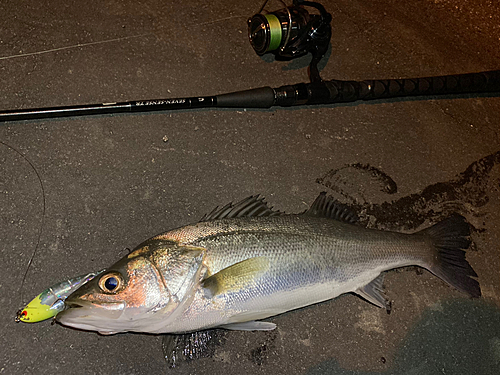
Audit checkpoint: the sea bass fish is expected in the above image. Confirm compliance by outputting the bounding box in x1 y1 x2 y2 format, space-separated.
56 193 480 335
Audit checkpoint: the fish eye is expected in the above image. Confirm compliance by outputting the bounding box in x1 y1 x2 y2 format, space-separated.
99 273 123 293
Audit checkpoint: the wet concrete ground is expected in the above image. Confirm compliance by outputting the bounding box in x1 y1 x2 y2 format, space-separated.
1 0 499 374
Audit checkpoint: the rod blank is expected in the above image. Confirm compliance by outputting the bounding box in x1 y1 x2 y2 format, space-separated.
0 70 498 122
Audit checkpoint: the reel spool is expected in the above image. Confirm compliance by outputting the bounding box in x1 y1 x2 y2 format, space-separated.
247 0 332 82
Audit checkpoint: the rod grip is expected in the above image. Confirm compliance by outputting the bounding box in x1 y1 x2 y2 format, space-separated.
333 70 500 101
216 87 276 108
273 70 500 106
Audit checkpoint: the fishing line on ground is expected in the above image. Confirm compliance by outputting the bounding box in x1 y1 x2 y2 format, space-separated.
0 140 46 307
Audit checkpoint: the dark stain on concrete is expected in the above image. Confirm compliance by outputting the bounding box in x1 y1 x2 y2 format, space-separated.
317 162 398 202
249 329 278 366
162 329 226 368
317 151 500 231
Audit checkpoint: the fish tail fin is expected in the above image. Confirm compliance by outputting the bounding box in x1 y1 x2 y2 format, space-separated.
421 215 481 298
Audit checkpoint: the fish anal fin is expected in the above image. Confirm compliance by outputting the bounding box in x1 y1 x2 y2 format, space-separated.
220 321 277 331
303 192 358 223
202 257 270 298
355 274 388 308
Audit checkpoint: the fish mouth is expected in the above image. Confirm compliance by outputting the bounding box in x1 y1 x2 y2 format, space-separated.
64 302 84 309
64 297 125 310
56 299 126 325
64 300 123 310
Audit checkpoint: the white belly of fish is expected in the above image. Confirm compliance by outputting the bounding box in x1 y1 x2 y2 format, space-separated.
157 265 385 334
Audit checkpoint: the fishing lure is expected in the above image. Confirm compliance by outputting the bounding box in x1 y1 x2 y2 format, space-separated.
1 142 104 324
16 270 104 323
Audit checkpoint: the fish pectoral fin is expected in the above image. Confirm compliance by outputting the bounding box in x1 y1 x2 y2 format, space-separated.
220 321 277 331
202 257 270 298
355 274 389 309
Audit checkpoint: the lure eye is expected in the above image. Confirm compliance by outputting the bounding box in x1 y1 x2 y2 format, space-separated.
99 273 123 293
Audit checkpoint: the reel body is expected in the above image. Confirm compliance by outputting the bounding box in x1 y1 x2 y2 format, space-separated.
248 0 332 81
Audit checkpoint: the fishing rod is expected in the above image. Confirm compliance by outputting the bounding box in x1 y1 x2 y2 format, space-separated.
1 0 499 123
1 70 499 122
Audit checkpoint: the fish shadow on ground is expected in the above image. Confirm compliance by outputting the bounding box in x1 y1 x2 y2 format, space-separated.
162 151 499 370
306 299 500 375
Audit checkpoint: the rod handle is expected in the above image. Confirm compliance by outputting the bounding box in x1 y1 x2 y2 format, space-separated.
273 70 500 106
216 87 276 108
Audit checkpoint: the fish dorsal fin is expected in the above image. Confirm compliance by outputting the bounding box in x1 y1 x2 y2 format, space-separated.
200 195 283 222
303 192 358 223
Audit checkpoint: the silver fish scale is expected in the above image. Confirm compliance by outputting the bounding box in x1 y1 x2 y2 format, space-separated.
161 215 431 331
179 215 429 274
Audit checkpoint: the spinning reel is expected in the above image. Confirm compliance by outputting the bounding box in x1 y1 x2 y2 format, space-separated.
248 0 332 82
0 0 498 122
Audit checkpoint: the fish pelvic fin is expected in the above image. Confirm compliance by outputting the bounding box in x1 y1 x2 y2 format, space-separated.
202 257 270 298
220 321 276 331
422 215 481 298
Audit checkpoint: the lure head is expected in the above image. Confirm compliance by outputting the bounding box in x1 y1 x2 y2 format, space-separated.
56 239 205 335
16 271 104 323
16 297 65 323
